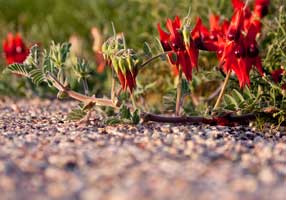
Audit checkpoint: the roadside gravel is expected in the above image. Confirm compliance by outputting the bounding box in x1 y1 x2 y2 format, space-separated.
0 99 285 200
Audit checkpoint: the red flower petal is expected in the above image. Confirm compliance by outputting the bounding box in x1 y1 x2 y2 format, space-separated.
227 9 244 41
231 0 245 10
271 69 284 83
157 23 171 51
2 33 29 65
254 0 270 18
117 69 127 91
186 42 199 67
126 70 136 92
178 51 192 81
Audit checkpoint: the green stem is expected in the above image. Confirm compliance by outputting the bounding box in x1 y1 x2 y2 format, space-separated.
176 68 183 116
111 68 116 102
82 78 89 96
130 92 137 109
58 68 65 84
213 70 231 111
139 51 173 70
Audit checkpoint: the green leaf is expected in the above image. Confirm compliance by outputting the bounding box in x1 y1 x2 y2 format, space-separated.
132 109 140 124
73 58 90 81
181 79 191 96
66 108 87 121
171 52 177 63
60 42 71 63
29 69 46 85
120 105 131 119
105 117 122 125
143 42 152 58
43 50 55 74
224 94 239 109
7 64 30 77
232 89 245 102
243 86 254 99
24 44 40 66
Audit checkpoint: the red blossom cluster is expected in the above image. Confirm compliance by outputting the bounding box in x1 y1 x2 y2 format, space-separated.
158 16 198 80
2 33 29 65
116 66 138 92
158 0 270 88
271 68 286 89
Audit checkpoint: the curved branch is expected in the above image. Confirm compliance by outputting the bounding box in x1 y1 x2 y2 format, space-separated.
47 73 119 108
139 51 173 70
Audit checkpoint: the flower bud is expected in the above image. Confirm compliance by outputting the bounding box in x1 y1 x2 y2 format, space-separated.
118 56 127 75
111 57 119 74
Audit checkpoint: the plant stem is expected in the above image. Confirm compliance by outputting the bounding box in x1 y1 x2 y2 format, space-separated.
175 68 183 116
82 78 89 96
111 68 116 102
213 70 231 111
58 68 65 84
244 0 250 9
47 73 119 108
130 92 137 109
139 51 172 70
141 112 257 125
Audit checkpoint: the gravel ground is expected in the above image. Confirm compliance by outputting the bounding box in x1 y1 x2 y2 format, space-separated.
0 99 285 200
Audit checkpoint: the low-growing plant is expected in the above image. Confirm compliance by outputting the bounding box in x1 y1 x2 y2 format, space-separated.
2 0 286 127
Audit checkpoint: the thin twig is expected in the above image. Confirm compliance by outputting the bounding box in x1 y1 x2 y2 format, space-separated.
139 51 173 70
204 84 223 103
213 70 231 111
176 68 183 116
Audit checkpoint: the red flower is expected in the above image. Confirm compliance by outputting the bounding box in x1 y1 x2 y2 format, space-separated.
271 69 286 90
209 14 224 38
227 8 245 41
271 69 284 83
191 17 218 51
117 68 138 92
2 33 29 65
254 0 270 18
231 0 252 18
110 49 140 93
213 3 265 88
232 0 245 10
158 16 198 80
218 22 264 87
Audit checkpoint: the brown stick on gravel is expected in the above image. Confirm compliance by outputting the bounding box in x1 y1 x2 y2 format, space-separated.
141 112 257 126
46 73 278 126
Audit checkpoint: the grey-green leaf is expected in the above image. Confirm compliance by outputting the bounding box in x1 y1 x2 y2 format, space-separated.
7 64 30 77
29 69 46 85
143 42 152 58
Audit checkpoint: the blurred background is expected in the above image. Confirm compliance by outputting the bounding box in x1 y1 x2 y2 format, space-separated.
0 0 284 112
0 0 232 50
